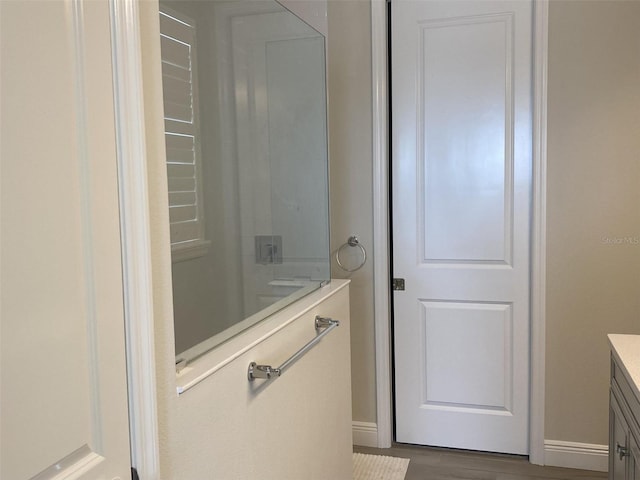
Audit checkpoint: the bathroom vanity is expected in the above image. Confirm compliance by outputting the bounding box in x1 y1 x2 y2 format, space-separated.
609 334 640 480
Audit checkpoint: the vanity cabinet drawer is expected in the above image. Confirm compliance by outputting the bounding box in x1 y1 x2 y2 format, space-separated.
612 358 640 433
630 433 640 480
612 391 630 480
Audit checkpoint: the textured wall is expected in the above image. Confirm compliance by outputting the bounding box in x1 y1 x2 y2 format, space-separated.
545 0 640 444
327 0 377 424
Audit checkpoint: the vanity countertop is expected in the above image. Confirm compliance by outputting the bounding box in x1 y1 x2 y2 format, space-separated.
609 334 640 402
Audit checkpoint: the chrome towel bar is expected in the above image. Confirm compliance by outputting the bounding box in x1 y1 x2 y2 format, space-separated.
247 316 340 381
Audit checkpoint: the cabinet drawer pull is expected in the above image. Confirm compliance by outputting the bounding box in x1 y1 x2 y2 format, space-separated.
616 443 629 460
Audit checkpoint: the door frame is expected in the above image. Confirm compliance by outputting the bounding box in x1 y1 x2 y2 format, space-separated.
370 0 549 464
111 0 161 478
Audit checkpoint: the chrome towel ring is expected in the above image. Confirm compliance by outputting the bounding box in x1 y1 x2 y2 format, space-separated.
336 235 367 272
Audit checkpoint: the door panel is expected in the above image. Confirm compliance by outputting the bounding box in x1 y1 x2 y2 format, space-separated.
1 1 131 478
421 301 512 410
421 14 513 263
392 0 532 453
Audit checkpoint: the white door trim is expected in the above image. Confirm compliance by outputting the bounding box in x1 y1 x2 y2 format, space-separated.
110 0 161 477
529 0 549 466
371 0 393 449
370 0 548 460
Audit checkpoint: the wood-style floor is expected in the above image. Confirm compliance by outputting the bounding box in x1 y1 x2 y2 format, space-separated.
354 445 608 480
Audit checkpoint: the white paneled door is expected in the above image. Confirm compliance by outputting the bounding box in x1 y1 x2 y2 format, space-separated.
1 1 132 478
392 0 532 453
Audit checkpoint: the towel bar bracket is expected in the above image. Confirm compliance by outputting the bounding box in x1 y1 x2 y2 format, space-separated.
247 362 281 380
315 316 336 331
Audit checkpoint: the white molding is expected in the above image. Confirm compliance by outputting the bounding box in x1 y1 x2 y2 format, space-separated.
171 239 212 263
110 0 161 478
544 440 608 472
353 422 379 448
371 0 393 449
530 0 549 466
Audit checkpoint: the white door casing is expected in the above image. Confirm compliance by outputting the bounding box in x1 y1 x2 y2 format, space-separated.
392 0 533 454
1 1 132 478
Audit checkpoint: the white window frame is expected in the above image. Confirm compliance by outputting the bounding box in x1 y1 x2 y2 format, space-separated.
160 6 210 262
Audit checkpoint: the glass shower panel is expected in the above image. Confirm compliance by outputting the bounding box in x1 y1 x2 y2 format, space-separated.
160 0 331 363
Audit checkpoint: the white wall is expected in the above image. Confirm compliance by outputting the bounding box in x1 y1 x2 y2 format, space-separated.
545 0 640 446
327 0 377 425
279 0 328 37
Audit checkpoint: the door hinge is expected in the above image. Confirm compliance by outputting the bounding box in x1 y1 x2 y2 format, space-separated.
131 467 140 480
392 278 405 291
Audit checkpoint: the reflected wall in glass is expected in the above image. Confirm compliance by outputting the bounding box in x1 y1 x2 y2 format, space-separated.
159 0 331 363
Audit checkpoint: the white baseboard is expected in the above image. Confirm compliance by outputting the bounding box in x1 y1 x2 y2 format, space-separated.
351 430 608 471
353 421 379 448
544 440 608 472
